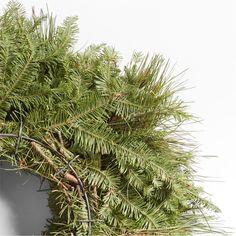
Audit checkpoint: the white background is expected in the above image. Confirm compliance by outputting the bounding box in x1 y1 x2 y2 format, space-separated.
0 0 235 235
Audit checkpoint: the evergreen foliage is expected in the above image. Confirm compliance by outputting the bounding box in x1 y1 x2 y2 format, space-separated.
0 2 224 235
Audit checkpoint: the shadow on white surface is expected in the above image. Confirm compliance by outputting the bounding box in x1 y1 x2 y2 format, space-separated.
0 161 51 236
0 195 18 236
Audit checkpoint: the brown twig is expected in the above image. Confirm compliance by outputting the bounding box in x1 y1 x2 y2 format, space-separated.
51 174 69 191
31 141 57 171
64 172 79 185
57 130 64 147
93 185 99 210
31 141 79 186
